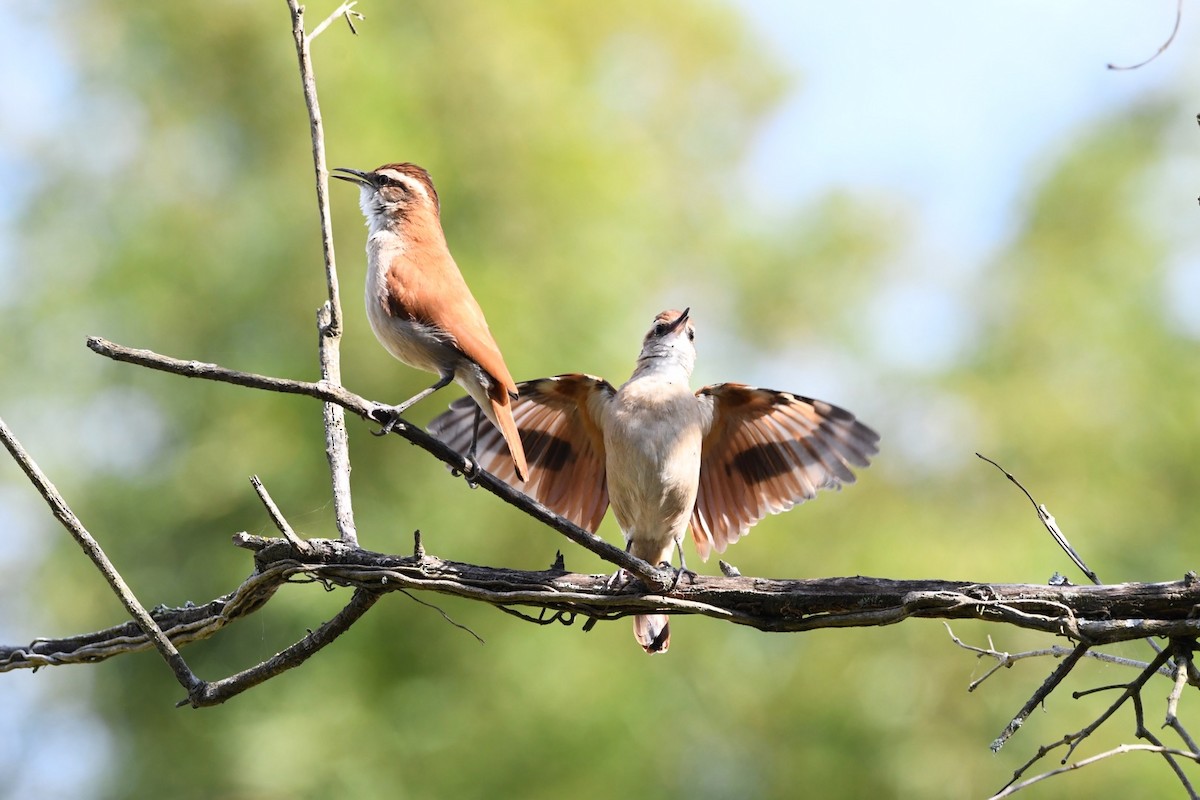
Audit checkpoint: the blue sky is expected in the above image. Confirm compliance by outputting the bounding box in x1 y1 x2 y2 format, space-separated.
737 1 1193 261
715 1 1199 419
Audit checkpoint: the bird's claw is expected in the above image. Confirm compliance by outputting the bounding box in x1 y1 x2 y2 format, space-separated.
663 563 697 592
460 456 481 487
605 568 630 591
370 404 403 436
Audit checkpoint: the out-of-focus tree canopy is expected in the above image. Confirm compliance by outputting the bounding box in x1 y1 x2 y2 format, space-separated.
1 2 1197 798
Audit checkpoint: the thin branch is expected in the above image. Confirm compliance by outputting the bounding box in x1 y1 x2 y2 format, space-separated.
183 588 380 707
0 416 202 692
976 453 1172 665
945 624 1175 692
1166 640 1200 754
976 453 1098 584
286 0 348 337
249 475 312 555
1130 690 1199 799
990 643 1090 752
0 573 287 673
307 1 361 41
1107 0 1184 71
286 0 357 545
1071 657 1176 760
989 743 1200 799
997 647 1175 793
84 336 670 589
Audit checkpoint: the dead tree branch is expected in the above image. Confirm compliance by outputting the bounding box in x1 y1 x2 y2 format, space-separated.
287 0 357 545
945 624 1176 692
83 335 670 590
0 416 203 693
991 743 1200 799
181 587 380 708
991 646 1195 798
6 533 1200 680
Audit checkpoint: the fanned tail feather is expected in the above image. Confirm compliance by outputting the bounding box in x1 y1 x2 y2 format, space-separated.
633 614 670 654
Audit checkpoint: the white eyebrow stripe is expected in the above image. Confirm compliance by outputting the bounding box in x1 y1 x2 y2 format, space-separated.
380 170 431 203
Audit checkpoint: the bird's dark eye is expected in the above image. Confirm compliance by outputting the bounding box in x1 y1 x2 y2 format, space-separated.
686 328 695 341
377 174 409 192
653 323 667 336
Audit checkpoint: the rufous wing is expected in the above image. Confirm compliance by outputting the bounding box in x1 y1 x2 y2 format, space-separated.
386 258 521 399
428 374 615 533
690 383 879 560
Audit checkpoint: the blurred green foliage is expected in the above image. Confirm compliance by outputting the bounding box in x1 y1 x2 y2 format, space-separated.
2 1 1198 798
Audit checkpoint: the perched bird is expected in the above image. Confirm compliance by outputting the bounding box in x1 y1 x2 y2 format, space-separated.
429 308 879 653
333 163 527 480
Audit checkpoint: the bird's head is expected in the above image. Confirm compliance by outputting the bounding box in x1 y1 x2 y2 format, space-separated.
332 162 440 234
635 308 696 376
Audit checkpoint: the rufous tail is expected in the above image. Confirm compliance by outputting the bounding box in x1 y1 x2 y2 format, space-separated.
633 614 670 654
489 394 528 482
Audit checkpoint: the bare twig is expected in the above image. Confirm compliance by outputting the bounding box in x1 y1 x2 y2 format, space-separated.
1166 640 1200 754
183 588 380 707
84 336 669 589
976 453 1173 668
976 453 1098 584
0 416 202 692
996 647 1175 793
249 475 312 554
307 1 361 41
989 743 1200 799
286 0 357 545
286 0 348 338
1130 690 1199 799
991 643 1091 752
1107 0 1184 71
944 624 1173 693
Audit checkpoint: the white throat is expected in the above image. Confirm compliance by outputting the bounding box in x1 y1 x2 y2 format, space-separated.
630 341 695 383
358 187 395 237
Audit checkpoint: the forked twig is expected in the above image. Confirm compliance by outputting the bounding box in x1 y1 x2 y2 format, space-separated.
995 647 1174 794
307 1 361 41
183 588 380 707
0 417 202 693
989 743 1199 799
944 624 1172 693
990 642 1091 752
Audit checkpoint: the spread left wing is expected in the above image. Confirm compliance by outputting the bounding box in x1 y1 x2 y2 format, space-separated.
690 383 879 560
428 374 614 533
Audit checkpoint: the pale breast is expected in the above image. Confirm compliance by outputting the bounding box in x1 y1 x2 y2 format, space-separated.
603 380 704 556
364 234 461 376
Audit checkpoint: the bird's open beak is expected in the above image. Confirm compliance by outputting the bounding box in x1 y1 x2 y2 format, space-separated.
331 167 372 186
664 307 691 334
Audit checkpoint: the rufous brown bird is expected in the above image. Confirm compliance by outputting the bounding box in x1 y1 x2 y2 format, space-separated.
429 308 878 653
334 163 528 481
